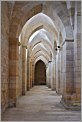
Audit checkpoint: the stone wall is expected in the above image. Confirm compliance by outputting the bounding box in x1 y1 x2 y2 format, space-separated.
1 2 9 112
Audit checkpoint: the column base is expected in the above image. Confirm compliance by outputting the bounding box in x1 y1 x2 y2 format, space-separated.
47 83 51 88
48 85 51 88
1 103 9 113
60 98 81 111
56 89 61 95
32 81 34 87
51 88 56 91
27 87 30 91
8 100 16 108
22 92 25 95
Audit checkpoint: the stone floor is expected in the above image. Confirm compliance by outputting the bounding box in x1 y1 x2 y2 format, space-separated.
2 85 81 121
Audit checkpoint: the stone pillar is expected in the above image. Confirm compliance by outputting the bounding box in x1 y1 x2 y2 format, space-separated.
27 51 30 91
31 62 33 87
73 1 81 107
46 64 48 87
51 58 56 90
25 50 27 91
48 61 52 88
50 61 52 88
60 47 63 94
18 42 22 96
9 38 19 107
22 46 27 95
32 64 34 86
58 49 62 94
66 2 81 109
29 60 31 89
61 40 76 109
46 63 50 88
46 65 48 87
56 50 60 94
30 60 32 88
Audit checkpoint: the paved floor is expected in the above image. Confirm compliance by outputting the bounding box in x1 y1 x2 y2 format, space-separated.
2 85 81 121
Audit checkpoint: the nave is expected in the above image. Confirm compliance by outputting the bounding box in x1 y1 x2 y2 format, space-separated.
2 86 81 121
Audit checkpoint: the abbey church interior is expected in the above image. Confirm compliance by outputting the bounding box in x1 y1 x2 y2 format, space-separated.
1 1 81 121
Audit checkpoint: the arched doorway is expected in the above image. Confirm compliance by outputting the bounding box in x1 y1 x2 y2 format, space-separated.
34 60 46 85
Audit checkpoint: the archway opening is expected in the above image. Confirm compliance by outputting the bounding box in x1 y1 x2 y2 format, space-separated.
34 60 46 85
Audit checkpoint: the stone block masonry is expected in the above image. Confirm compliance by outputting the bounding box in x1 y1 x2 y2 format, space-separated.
1 2 9 113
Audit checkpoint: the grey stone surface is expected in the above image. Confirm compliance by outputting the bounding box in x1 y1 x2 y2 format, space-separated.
2 86 81 121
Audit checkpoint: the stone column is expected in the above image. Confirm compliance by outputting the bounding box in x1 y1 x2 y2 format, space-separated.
46 63 50 88
58 49 62 94
9 38 19 107
50 61 52 88
51 58 56 90
18 42 22 96
61 40 76 109
27 51 30 91
22 46 27 95
73 1 81 107
30 60 32 88
56 50 60 94
32 64 34 86
46 65 48 87
48 61 52 88
29 60 31 89
60 47 63 94
46 64 48 87
25 50 27 91
66 2 81 109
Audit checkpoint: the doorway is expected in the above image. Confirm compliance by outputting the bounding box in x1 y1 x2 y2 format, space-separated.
34 60 46 85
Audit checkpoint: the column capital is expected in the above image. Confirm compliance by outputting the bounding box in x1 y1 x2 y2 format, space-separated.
52 57 56 62
48 60 52 63
62 39 74 46
32 64 34 66
22 45 27 49
18 41 21 46
65 39 74 42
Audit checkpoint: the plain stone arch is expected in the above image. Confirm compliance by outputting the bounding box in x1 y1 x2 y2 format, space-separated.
30 42 53 58
10 2 73 42
28 28 54 49
21 13 58 46
30 39 53 53
33 51 50 62
34 56 48 66
29 35 54 56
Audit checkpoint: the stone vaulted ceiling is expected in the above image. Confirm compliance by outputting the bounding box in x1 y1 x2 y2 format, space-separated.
8 1 74 65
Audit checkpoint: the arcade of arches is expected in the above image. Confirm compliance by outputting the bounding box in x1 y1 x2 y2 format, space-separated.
1 1 81 121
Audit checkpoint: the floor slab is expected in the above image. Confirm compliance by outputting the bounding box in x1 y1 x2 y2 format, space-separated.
2 85 81 121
